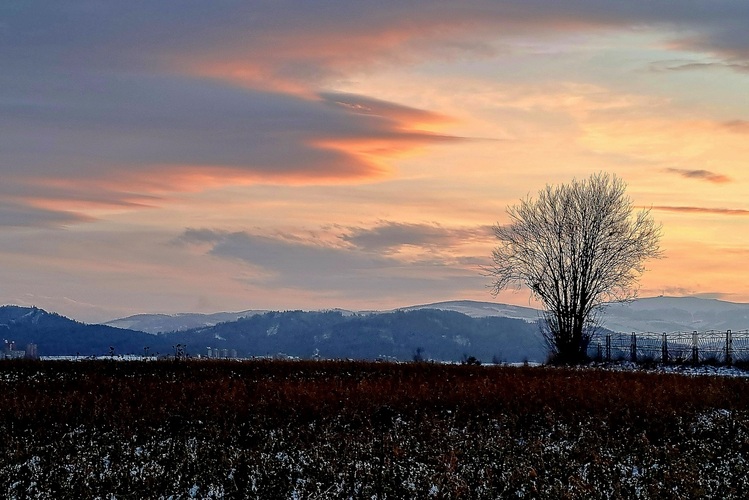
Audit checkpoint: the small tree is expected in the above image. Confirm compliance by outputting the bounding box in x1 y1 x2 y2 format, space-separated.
487 173 661 363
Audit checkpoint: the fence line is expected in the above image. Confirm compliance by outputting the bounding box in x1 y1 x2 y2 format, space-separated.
590 330 749 365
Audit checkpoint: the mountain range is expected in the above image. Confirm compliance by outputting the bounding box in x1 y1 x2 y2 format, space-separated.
3 297 748 362
105 296 749 335
3 305 545 362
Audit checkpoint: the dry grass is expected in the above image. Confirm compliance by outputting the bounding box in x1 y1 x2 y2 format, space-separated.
2 359 749 498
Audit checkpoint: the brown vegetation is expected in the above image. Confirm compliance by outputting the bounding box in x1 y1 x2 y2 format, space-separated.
2 359 749 498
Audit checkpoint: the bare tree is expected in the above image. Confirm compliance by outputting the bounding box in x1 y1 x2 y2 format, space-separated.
487 173 661 363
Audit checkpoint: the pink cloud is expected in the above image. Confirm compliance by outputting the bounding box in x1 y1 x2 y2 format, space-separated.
4 1 749 225
0 80 463 222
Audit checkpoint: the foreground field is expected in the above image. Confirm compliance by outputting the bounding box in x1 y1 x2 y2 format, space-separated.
2 360 749 498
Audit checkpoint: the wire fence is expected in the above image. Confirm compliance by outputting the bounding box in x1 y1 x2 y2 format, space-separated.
588 330 749 365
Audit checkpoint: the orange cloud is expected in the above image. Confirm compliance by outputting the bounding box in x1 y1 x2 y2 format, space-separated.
1 78 464 222
176 12 495 94
175 5 633 97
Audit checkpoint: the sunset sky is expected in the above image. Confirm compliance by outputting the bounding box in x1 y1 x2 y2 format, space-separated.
2 1 749 323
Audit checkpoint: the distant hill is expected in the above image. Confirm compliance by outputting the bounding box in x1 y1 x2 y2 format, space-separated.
6 296 748 361
1 305 547 362
105 310 267 334
105 301 542 335
597 296 749 333
401 300 541 321
0 306 172 357
397 297 749 333
163 309 547 363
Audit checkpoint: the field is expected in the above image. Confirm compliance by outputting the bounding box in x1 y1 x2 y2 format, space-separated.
2 360 749 499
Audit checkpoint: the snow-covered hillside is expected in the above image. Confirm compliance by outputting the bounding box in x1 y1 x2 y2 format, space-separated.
105 310 266 334
400 300 541 322
103 297 749 335
403 297 749 333
597 296 749 333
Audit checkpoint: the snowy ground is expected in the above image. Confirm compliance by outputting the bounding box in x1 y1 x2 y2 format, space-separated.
3 360 749 498
589 360 749 378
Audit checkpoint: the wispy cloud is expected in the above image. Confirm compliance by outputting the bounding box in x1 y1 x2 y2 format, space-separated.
340 222 493 253
651 206 749 216
0 202 93 228
175 226 488 300
650 60 749 73
0 78 461 222
176 2 749 91
663 168 731 183
723 120 749 132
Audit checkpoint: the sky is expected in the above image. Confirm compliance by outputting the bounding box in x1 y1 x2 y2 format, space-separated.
2 1 749 323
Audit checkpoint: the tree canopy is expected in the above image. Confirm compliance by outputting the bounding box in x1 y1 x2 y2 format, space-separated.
488 172 661 363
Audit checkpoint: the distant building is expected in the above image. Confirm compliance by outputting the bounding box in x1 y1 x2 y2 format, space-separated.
2 340 35 359
25 343 38 359
205 346 238 359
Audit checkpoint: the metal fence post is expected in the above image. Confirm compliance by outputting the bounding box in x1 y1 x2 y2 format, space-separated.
661 332 668 364
692 331 698 365
726 329 733 366
630 332 637 363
